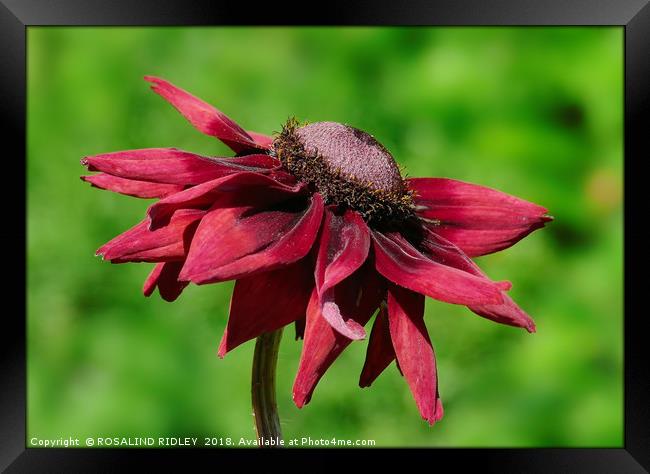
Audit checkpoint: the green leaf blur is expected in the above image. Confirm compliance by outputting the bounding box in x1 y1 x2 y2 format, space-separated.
27 27 623 447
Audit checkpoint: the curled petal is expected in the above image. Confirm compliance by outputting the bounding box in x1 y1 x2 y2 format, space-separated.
359 305 395 387
387 285 443 425
180 193 324 284
97 209 204 263
372 230 504 306
145 76 263 153
218 260 313 357
409 177 551 257
143 261 188 302
147 171 303 230
293 262 385 407
420 229 535 332
82 148 278 186
81 174 184 199
315 209 370 340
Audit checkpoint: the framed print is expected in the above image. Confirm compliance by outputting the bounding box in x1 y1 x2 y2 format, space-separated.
3 0 648 471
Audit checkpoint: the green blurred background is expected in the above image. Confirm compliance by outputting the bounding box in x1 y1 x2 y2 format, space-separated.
27 27 623 447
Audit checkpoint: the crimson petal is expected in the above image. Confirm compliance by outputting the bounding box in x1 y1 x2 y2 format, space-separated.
147 171 302 230
359 305 396 387
420 228 535 332
409 177 551 257
470 294 536 332
144 76 263 153
143 261 188 302
372 230 504 306
293 262 385 407
315 209 370 340
180 193 323 284
97 209 204 263
82 148 278 186
218 260 313 357
81 174 183 199
387 285 443 425
246 131 274 149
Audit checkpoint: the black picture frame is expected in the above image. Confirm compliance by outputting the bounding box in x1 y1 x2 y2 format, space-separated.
3 0 647 471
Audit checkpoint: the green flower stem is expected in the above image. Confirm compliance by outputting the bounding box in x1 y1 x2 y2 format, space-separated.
251 329 284 445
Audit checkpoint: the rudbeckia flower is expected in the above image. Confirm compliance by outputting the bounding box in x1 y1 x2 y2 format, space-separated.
82 77 551 427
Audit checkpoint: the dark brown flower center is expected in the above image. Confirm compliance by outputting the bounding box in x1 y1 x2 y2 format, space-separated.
273 119 414 225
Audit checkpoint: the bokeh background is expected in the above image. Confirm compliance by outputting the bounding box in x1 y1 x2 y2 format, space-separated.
27 27 623 447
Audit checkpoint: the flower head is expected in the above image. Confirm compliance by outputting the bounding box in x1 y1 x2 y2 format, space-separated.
82 77 552 425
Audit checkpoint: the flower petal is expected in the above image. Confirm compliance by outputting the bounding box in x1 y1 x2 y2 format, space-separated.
359 305 396 387
82 148 278 185
97 209 204 263
293 262 385 407
372 230 504 306
144 76 263 153
387 285 443 425
217 260 313 357
419 228 535 332
143 261 188 302
315 209 370 340
81 174 184 199
470 294 537 332
147 171 302 230
409 177 551 257
247 131 274 149
180 193 323 284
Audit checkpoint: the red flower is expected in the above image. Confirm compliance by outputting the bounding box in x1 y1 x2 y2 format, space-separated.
82 77 551 425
